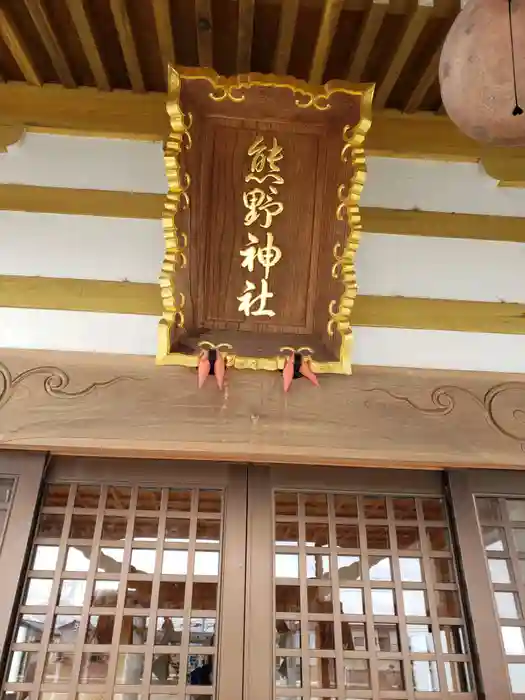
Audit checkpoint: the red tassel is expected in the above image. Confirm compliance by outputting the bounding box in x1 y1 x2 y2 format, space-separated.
283 354 295 393
214 351 226 390
300 359 319 387
197 353 211 388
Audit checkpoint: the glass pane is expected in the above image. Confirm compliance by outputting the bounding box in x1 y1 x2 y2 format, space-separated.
482 527 506 551
445 662 472 692
338 556 361 582
502 626 525 654
52 615 81 643
378 660 404 691
74 485 100 509
513 529 525 553
162 551 188 575
156 616 183 644
495 591 521 619
276 620 301 648
372 589 395 615
305 523 329 547
58 580 86 607
336 524 359 549
507 499 525 522
306 554 329 579
31 545 59 571
7 651 39 683
488 558 511 584
187 654 214 684
98 547 124 573
342 622 366 650
165 519 190 542
369 555 391 581
393 498 416 521
86 615 114 644
276 585 300 613
367 526 389 550
430 557 455 583
340 588 363 614
137 488 161 511
43 484 69 508
343 659 370 689
403 590 427 617
126 581 153 609
412 661 440 692
115 653 145 684
43 652 75 682
151 654 180 684
440 625 466 654
101 516 127 541
426 527 450 551
476 497 501 522
134 517 159 541
436 590 460 618
195 551 219 576
120 616 149 644
363 496 386 519
309 657 336 688
15 614 46 643
70 514 96 539
190 617 216 645
308 621 334 649
276 522 299 546
275 554 299 578
198 489 221 513
92 580 120 607
197 523 221 546
192 582 217 611
65 546 91 572
422 498 445 521
334 494 358 517
130 549 156 574
168 489 192 511
400 557 422 582
407 624 434 652
24 579 53 606
303 494 327 517
509 664 525 693
276 656 302 687
37 513 63 538
275 492 297 516
397 527 420 550
159 582 185 609
308 586 332 613
375 623 400 651
106 487 131 509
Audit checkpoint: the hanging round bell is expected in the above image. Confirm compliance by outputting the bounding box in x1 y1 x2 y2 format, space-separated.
439 0 525 146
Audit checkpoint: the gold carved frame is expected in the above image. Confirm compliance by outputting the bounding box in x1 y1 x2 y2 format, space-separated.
157 66 374 375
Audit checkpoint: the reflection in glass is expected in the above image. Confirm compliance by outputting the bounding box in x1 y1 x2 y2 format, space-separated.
106 487 131 510
52 615 81 643
125 581 153 609
134 517 159 541
342 622 366 650
305 522 329 547
445 662 472 692
130 549 156 574
166 518 190 542
276 585 300 613
378 660 404 691
343 659 370 689
92 580 119 607
363 496 386 519
188 654 214 685
192 582 217 611
306 554 329 579
24 579 53 606
275 522 299 546
276 620 300 649
74 485 99 509
367 526 389 550
426 527 450 551
476 497 501 522
502 626 525 654
436 590 460 618
488 558 511 583
86 615 114 644
115 653 144 684
375 624 399 651
495 591 521 619
369 556 391 581
507 499 525 522
70 515 96 539
403 590 427 617
43 484 69 508
372 589 395 615
304 494 327 517
119 616 149 644
162 550 188 575
482 527 506 551
156 616 183 645
16 614 46 643
412 661 439 692
194 551 219 576
158 582 185 609
396 527 420 550
43 652 75 683
65 546 91 572
275 554 299 578
399 557 422 582
190 617 216 645
336 524 359 549
37 513 63 538
58 580 86 607
308 621 334 649
98 547 124 573
340 588 362 614
198 489 222 514
334 494 358 517
393 498 416 521
276 656 302 687
137 488 161 511
151 654 180 685
198 521 221 544
338 556 361 582
101 516 127 541
513 529 525 553
422 498 445 521
407 625 434 652
0 479 13 504
430 557 455 583
440 626 466 654
309 657 336 688
275 492 297 516
31 545 59 571
8 651 38 683
168 489 192 512
509 664 525 693
308 586 332 613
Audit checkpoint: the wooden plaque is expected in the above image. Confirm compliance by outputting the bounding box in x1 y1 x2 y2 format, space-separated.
157 67 373 375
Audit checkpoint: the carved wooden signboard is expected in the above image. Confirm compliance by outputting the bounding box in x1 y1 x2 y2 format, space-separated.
157 67 373 376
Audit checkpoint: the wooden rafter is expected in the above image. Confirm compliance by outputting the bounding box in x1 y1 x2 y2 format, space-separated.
0 8 41 85
309 0 344 84
273 0 299 75
109 0 145 92
237 0 255 73
374 0 434 109
346 0 389 82
405 41 442 112
195 0 214 68
64 0 110 91
22 0 75 88
153 0 176 86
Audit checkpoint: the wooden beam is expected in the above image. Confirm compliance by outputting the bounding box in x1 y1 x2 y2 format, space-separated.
22 0 75 88
404 41 442 112
273 0 299 74
374 0 434 109
0 8 42 86
153 0 176 86
237 0 255 73
309 0 344 84
109 0 145 92
346 0 389 82
195 0 214 68
64 0 110 91
1 275 524 335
